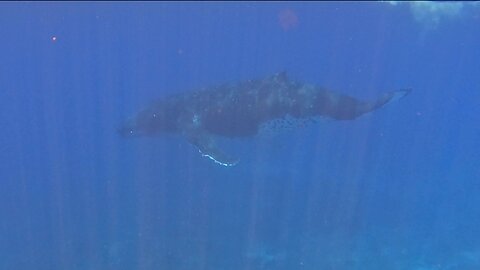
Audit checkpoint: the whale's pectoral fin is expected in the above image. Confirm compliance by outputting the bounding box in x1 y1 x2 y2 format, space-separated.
185 131 239 167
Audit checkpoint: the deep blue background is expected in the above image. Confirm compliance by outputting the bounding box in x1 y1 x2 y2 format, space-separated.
0 2 479 269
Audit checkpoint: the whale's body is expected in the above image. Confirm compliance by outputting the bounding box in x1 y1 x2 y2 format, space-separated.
118 72 410 166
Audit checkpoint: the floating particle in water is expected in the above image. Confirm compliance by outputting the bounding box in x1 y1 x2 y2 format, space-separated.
278 8 299 31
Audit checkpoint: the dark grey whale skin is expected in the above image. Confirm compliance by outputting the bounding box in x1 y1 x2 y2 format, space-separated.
118 72 411 166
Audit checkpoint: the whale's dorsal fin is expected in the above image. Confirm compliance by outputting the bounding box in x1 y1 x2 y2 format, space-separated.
185 130 239 167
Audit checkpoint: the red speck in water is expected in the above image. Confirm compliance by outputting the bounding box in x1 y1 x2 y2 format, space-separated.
278 9 299 31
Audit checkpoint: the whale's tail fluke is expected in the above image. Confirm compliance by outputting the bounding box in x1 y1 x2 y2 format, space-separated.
324 88 412 120
389 88 412 102
365 88 412 112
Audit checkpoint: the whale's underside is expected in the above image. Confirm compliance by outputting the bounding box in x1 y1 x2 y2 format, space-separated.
118 72 411 166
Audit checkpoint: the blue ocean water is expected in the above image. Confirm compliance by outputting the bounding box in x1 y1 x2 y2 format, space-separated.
0 2 479 269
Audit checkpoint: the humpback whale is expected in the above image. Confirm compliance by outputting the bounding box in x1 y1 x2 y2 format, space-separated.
118 72 411 166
